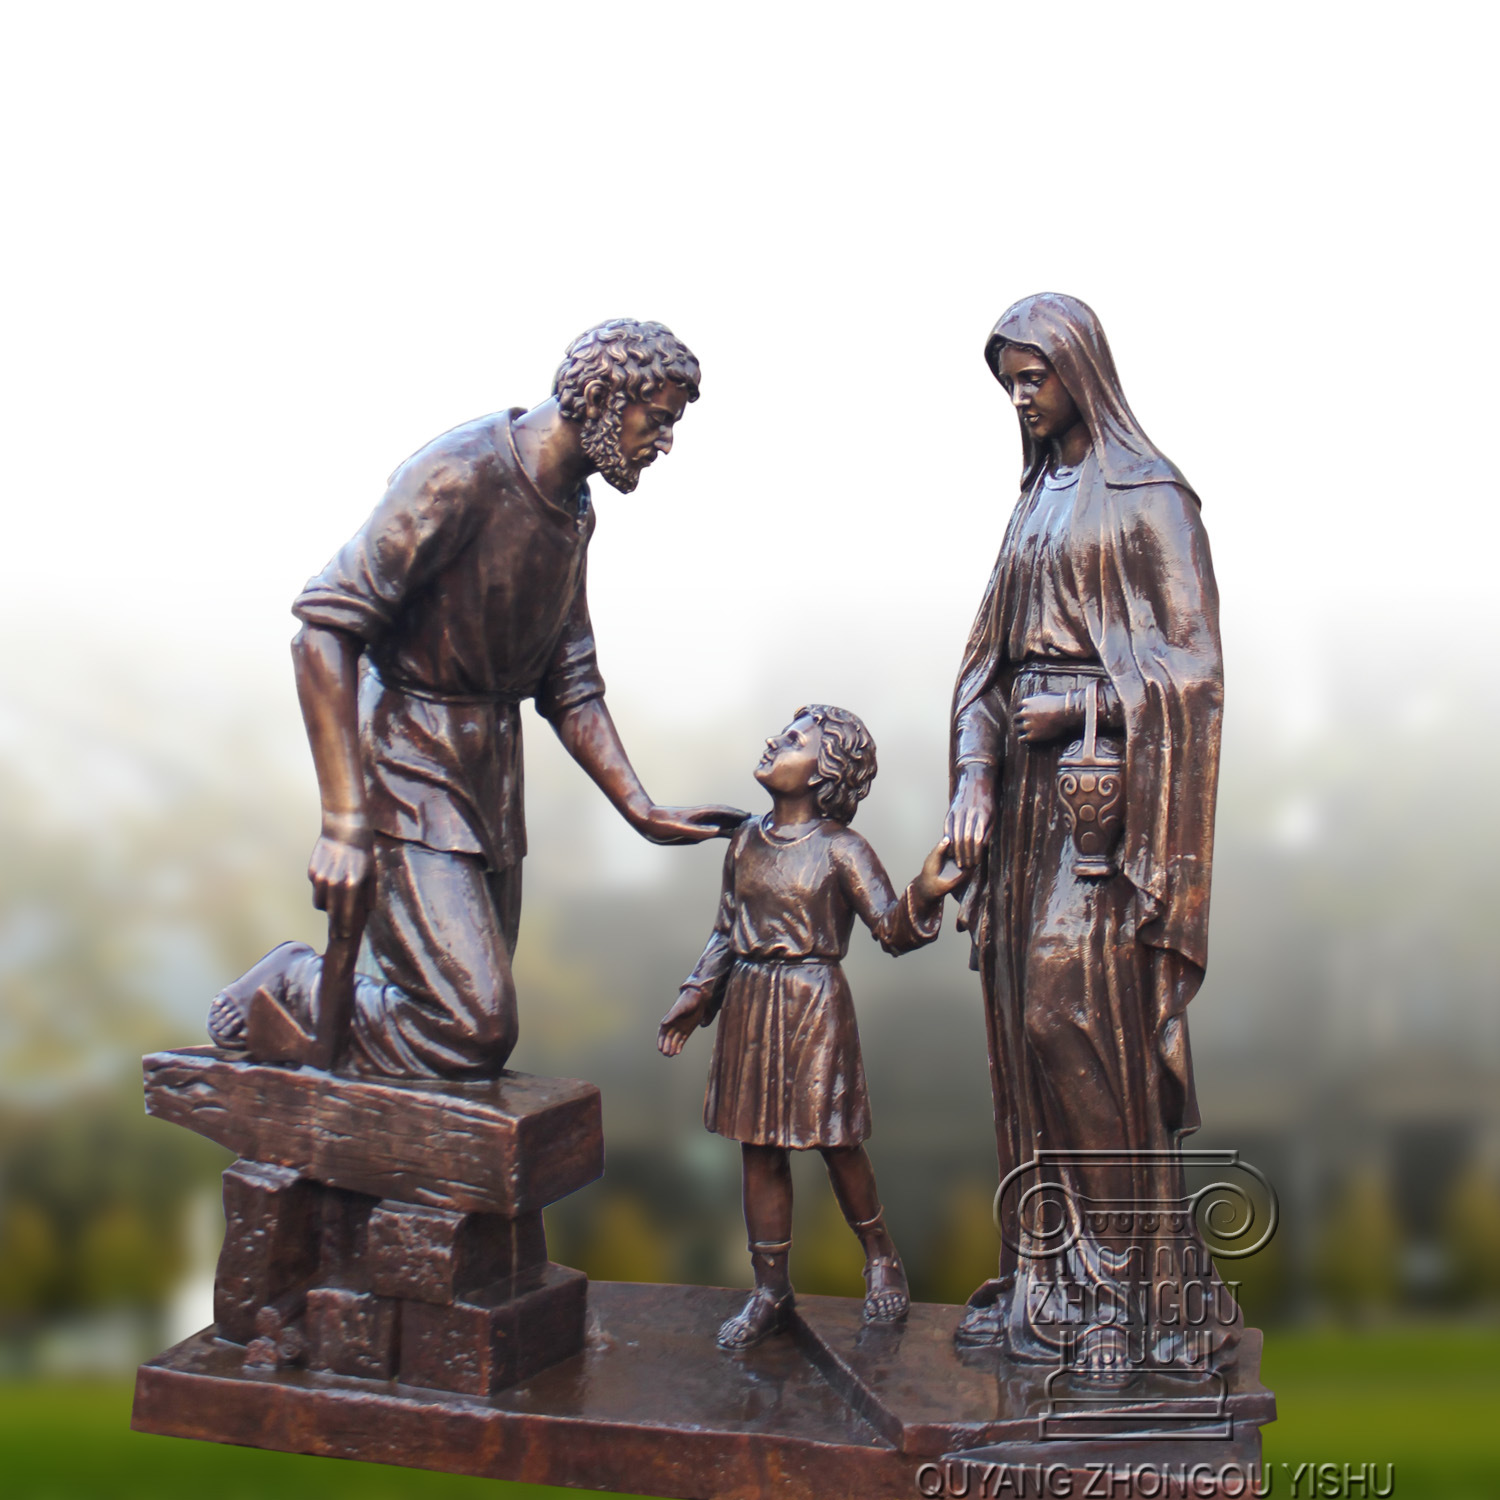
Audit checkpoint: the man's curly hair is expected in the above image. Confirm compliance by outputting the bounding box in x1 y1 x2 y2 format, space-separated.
553 319 702 418
797 704 878 825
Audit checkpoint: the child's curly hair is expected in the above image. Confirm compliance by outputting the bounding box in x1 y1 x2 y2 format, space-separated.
798 704 878 824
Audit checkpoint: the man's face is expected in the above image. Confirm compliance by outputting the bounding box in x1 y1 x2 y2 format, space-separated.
998 344 1082 448
581 379 691 493
620 381 690 472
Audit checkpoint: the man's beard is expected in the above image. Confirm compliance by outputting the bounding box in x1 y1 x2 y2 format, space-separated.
579 391 648 494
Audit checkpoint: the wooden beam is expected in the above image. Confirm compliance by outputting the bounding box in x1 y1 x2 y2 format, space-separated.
143 1048 603 1215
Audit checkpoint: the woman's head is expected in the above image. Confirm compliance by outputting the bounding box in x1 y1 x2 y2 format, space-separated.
983 292 1193 498
755 705 877 823
984 292 1115 395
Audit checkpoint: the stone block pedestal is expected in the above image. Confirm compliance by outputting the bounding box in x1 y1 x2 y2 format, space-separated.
399 1261 588 1394
305 1286 399 1379
134 1283 1277 1499
139 1046 601 1394
134 1048 1275 1497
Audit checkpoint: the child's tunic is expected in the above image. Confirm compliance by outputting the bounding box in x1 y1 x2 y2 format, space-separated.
683 815 942 1149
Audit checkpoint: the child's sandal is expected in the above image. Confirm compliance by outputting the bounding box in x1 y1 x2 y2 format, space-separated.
716 1287 794 1350
862 1255 910 1323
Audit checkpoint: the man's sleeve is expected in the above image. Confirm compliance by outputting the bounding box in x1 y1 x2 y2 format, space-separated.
293 458 478 643
534 556 606 721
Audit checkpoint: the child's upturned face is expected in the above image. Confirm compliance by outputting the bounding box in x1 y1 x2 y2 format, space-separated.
755 714 823 798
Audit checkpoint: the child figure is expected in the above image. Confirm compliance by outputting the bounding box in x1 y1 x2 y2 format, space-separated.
658 704 962 1350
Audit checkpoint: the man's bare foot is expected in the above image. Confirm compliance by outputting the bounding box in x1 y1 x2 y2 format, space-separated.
207 941 314 1049
863 1254 910 1323
716 1287 793 1350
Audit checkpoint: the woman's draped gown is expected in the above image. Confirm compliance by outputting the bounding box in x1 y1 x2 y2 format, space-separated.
951 293 1233 1375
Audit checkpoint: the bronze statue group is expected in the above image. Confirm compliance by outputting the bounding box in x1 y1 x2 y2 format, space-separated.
208 298 1232 1379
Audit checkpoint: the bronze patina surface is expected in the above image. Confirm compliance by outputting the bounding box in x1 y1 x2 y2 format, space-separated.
142 1050 603 1395
144 1047 601 1214
946 294 1240 1379
659 707 963 1350
206 319 743 1079
132 299 1272 1493
132 1282 1273 1499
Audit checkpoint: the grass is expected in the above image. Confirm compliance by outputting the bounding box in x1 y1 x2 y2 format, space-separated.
1260 1323 1500 1497
4 1324 1497 1498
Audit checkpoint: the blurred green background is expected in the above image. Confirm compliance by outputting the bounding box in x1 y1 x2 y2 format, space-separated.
4 631 1498 1498
4 3 1499 1497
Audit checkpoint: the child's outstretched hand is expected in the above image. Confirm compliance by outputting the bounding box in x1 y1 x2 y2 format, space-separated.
915 837 967 905
658 986 710 1056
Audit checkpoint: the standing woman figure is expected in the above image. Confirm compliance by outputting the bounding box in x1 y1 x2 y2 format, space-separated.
945 293 1233 1375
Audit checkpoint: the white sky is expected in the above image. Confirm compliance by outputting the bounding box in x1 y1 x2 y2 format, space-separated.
1 2 1496 733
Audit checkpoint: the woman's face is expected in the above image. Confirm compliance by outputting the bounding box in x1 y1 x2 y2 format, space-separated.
755 714 823 797
998 344 1082 447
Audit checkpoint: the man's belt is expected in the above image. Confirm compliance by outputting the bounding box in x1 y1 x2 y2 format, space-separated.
732 954 842 966
370 666 527 707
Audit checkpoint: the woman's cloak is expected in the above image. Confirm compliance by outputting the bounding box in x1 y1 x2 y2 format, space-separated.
951 292 1224 1140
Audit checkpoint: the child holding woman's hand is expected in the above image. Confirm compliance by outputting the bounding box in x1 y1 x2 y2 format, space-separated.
659 704 963 1350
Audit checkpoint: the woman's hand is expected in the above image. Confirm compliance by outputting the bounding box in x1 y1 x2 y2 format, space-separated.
1015 692 1077 745
945 767 995 869
657 987 710 1056
914 838 968 905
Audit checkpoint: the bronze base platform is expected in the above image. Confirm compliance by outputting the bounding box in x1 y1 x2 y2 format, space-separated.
132 1281 1275 1500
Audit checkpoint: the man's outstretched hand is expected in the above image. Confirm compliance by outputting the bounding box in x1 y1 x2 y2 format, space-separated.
633 804 746 845
555 700 746 845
